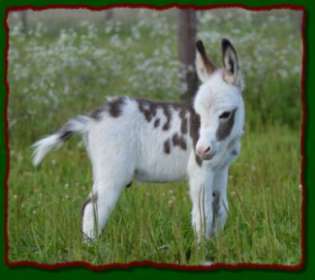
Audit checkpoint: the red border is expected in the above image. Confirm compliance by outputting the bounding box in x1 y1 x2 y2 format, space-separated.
3 3 306 272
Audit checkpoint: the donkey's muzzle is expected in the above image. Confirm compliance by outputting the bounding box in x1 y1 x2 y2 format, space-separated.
196 146 215 160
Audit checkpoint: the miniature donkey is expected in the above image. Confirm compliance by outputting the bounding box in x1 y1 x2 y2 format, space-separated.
32 39 245 241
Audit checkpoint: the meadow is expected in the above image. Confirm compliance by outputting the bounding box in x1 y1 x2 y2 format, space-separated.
7 8 302 265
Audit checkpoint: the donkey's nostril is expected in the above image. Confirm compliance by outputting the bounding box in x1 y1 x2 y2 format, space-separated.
196 146 212 158
204 146 211 154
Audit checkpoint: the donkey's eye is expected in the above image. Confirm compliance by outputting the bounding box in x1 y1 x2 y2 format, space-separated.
219 111 231 119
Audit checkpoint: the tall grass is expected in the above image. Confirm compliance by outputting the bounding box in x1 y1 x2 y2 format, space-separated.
8 125 301 264
7 8 302 265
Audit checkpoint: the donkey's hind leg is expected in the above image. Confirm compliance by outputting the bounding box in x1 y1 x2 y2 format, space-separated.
81 182 123 241
81 160 134 241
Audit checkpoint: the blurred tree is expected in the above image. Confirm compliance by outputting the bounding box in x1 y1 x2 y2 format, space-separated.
20 11 28 34
177 9 198 103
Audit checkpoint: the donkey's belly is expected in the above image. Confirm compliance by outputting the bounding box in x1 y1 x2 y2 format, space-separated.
134 151 189 183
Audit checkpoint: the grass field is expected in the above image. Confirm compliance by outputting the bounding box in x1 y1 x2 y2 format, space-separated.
7 8 302 265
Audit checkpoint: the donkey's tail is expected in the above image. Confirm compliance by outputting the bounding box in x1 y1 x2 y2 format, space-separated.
32 115 91 167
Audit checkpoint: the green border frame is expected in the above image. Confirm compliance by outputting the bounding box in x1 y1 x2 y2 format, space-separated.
1 0 313 279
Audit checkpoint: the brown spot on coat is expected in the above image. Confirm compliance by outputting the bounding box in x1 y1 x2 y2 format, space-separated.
136 98 187 130
90 97 125 120
161 105 171 130
164 139 171 154
137 99 157 122
216 108 237 141
154 118 160 128
179 109 188 134
108 97 126 118
172 133 187 151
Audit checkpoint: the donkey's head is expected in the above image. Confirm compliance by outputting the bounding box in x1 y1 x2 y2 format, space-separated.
193 39 245 162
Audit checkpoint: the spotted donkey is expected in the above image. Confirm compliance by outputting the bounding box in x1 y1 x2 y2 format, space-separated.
32 39 244 241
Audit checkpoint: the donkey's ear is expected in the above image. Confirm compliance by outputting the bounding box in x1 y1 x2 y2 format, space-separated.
222 38 240 85
195 40 216 83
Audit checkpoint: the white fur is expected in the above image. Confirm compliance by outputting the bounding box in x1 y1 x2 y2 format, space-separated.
32 40 245 242
32 134 61 167
32 116 90 167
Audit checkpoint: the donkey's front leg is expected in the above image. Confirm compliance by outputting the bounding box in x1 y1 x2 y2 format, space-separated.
188 156 215 241
212 166 229 234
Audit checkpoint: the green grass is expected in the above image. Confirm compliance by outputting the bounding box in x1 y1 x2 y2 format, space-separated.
7 9 302 266
8 124 301 265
